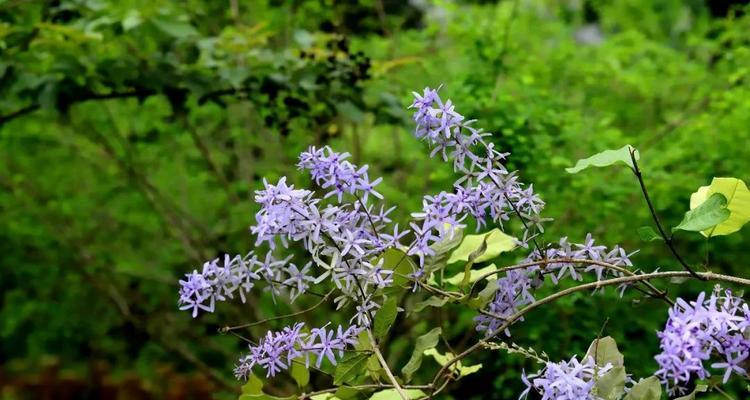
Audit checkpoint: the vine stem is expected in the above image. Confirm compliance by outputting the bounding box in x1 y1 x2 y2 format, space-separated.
468 257 672 305
367 329 409 400
426 270 750 398
628 147 704 280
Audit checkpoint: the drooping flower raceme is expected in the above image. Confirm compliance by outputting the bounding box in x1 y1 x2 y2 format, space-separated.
234 323 362 378
179 252 276 317
520 356 613 400
475 234 637 337
407 87 545 270
655 287 750 394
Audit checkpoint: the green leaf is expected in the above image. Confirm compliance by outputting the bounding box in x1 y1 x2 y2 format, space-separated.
411 296 449 314
689 177 750 237
566 145 638 174
637 226 663 242
447 229 516 264
290 361 309 388
241 373 263 395
673 384 707 400
673 193 729 233
593 366 626 400
429 225 464 256
151 17 198 38
376 248 418 288
465 278 499 309
401 327 441 381
333 353 369 385
624 376 662 400
585 336 624 367
335 386 363 399
369 389 425 400
444 264 498 286
374 297 398 340
423 348 482 377
121 10 143 31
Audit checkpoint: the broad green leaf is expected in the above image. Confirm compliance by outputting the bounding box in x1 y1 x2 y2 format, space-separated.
447 229 516 264
429 225 464 256
444 264 498 286
401 327 441 381
637 226 663 242
411 296 449 314
585 336 624 367
624 376 662 400
566 145 639 174
673 385 707 400
593 366 626 400
465 278 498 309
689 177 750 237
335 386 363 399
673 193 729 233
423 348 482 377
290 361 309 387
333 353 369 385
374 297 398 340
375 248 418 288
369 389 425 400
241 373 263 395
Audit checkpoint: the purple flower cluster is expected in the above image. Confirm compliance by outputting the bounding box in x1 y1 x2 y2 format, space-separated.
250 156 398 322
475 234 636 336
408 87 545 267
520 356 612 400
655 287 750 394
234 323 362 378
298 146 383 203
178 252 291 317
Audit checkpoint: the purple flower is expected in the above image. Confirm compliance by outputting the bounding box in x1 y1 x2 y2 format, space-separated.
521 356 612 400
234 323 362 378
655 286 750 394
178 252 269 317
298 146 383 203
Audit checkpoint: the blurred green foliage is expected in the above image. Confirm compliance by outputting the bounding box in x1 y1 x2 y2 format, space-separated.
1 0 749 399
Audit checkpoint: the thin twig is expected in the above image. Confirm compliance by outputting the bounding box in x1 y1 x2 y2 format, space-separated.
220 289 334 332
628 148 704 280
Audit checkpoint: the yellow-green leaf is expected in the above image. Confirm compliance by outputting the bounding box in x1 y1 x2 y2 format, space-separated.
585 336 624 367
444 264 498 286
241 373 263 395
423 348 482 377
566 145 639 174
447 229 516 264
689 177 750 237
290 361 309 387
624 376 661 400
674 193 729 233
401 328 441 381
